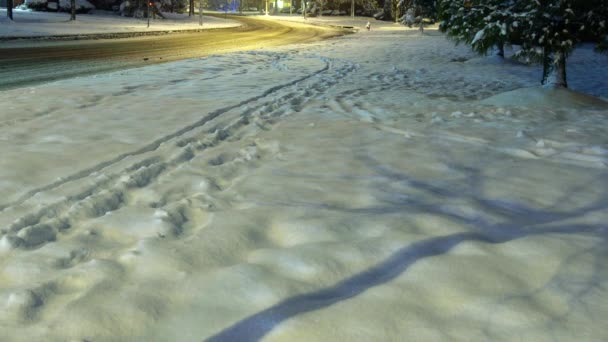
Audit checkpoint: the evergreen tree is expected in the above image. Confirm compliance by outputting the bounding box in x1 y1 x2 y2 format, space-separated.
395 0 436 25
411 0 438 31
413 0 437 19
513 0 607 87
584 0 608 52
438 0 517 57
439 0 608 88
384 0 393 21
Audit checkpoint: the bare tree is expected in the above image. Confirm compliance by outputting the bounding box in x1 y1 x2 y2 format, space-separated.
199 0 204 24
317 0 327 16
70 0 76 20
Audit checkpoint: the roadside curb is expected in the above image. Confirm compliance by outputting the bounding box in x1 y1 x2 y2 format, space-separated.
271 17 360 33
0 25 242 42
327 24 359 32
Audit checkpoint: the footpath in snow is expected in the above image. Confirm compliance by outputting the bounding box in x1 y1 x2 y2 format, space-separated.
1 15 608 341
0 9 239 38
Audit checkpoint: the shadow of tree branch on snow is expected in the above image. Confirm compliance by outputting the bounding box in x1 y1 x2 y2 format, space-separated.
206 153 608 342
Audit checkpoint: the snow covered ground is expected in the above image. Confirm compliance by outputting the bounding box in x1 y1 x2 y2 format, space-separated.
1 16 608 341
0 9 239 38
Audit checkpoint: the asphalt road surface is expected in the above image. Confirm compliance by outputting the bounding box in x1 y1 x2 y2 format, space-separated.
0 16 346 90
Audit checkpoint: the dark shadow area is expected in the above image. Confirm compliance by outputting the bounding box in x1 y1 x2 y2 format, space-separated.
207 153 608 342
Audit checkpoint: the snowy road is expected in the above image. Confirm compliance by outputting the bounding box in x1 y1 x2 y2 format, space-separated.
1 18 608 341
0 15 344 90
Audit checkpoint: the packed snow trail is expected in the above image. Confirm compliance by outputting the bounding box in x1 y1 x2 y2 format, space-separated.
1 21 608 341
0 54 334 212
0 52 358 252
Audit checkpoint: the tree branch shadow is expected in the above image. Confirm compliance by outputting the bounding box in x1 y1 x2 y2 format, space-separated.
206 152 608 342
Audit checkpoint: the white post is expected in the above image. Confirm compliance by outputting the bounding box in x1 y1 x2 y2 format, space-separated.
265 0 268 15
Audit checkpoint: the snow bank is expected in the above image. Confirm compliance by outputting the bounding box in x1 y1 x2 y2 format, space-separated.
482 86 608 109
23 0 48 10
263 13 437 32
22 0 95 12
58 0 95 11
0 8 240 38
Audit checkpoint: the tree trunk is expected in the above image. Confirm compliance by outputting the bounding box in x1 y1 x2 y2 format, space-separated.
394 1 399 23
351 0 354 18
273 0 277 14
199 0 203 25
71 0 76 20
302 0 306 19
495 42 505 58
189 0 194 16
7 0 13 20
542 50 567 88
383 0 392 21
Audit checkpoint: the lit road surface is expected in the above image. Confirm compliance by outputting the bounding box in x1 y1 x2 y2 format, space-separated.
0 16 346 90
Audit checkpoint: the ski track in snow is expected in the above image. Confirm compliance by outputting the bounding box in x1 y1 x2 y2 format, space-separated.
1 26 607 341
